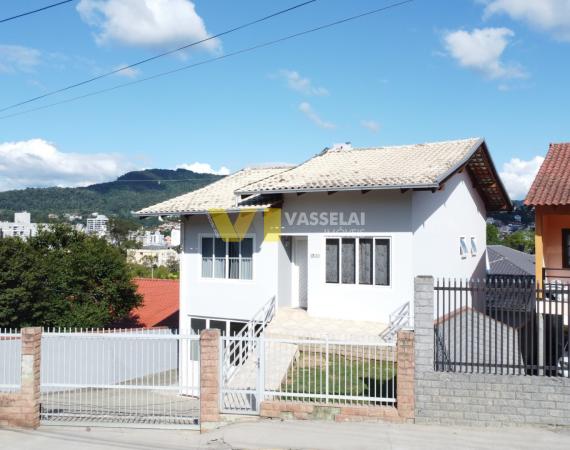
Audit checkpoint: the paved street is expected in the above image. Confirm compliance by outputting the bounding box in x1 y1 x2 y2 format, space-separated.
2 419 570 449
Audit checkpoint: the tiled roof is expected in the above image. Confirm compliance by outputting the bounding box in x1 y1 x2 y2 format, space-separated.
133 278 179 328
237 139 484 194
488 245 535 277
136 138 511 216
525 143 570 206
135 167 290 216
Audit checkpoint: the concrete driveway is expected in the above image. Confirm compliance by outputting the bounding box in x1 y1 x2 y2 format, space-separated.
2 419 570 449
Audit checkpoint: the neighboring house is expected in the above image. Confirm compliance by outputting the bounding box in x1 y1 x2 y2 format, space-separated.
136 138 511 333
127 247 179 267
132 278 179 328
525 143 570 284
487 245 535 277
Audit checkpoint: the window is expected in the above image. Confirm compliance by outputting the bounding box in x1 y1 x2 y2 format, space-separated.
563 229 570 269
201 236 253 280
325 239 339 283
460 237 468 259
470 237 477 257
325 237 390 286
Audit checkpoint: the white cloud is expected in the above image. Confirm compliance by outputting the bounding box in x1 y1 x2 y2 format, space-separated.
113 64 140 78
298 102 335 129
483 0 570 41
176 162 230 175
499 155 544 199
77 0 220 51
0 45 41 73
277 70 329 96
443 27 526 79
361 120 381 133
0 139 133 191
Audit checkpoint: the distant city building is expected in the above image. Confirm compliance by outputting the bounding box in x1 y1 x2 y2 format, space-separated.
0 212 41 240
127 248 179 267
514 214 522 222
86 213 109 236
48 213 59 220
64 213 83 222
170 227 181 247
143 230 165 248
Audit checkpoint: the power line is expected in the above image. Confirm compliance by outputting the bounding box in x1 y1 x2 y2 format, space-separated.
0 0 318 113
0 0 75 24
0 0 415 121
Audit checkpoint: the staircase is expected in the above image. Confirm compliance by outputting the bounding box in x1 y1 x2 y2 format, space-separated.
380 301 412 342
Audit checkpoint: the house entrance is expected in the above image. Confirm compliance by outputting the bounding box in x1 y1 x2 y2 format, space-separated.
292 236 308 309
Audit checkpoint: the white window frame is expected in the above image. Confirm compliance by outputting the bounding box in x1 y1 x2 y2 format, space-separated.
324 235 392 287
470 236 477 257
460 236 468 259
199 233 255 281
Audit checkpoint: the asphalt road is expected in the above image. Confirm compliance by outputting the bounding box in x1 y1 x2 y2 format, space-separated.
2 419 570 449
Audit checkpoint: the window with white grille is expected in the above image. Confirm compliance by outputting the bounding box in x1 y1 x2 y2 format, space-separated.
201 236 253 280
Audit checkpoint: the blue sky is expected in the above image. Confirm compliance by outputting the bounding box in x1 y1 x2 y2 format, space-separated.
0 0 569 199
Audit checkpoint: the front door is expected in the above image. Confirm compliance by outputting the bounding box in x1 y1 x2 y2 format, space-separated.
292 237 308 309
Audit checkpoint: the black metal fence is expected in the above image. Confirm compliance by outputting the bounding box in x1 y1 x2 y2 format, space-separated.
434 278 569 377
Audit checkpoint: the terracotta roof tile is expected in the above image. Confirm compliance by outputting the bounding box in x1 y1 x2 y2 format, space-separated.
525 143 570 206
133 278 179 328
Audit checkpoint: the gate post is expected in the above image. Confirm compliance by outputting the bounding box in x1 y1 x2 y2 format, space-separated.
200 329 220 432
0 327 42 429
396 329 415 422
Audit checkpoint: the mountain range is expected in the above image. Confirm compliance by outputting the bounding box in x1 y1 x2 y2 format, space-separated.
0 169 222 222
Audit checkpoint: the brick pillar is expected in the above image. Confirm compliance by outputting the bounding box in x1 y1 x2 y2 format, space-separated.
396 329 415 422
414 276 434 374
0 327 42 429
200 329 220 432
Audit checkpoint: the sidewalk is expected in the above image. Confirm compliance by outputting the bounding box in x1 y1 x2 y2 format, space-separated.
2 419 570 450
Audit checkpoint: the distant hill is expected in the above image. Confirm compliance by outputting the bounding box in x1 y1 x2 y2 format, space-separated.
0 169 222 222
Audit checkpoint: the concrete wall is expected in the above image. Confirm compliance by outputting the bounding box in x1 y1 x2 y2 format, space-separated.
414 276 570 426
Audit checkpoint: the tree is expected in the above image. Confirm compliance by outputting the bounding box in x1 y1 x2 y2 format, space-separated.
486 224 502 245
0 225 142 328
108 217 141 251
504 230 535 254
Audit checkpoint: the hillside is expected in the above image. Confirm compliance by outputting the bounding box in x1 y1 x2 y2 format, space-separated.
0 169 222 222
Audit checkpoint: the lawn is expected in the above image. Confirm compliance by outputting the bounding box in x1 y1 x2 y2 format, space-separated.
279 350 397 403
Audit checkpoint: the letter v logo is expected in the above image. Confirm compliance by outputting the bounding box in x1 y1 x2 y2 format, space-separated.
208 209 256 242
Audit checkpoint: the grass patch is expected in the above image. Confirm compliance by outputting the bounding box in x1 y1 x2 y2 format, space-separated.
280 351 396 402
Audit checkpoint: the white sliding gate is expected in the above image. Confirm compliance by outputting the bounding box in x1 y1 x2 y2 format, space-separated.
40 329 200 428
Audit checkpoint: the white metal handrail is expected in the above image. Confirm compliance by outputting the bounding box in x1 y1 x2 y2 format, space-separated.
380 301 411 342
222 295 276 383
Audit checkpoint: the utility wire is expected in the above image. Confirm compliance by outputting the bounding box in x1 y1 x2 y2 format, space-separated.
0 0 75 24
0 0 415 121
0 0 318 113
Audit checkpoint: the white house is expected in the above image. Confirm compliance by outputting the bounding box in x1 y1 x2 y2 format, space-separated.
136 138 511 335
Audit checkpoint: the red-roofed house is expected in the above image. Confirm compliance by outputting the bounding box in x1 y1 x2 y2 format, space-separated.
132 278 179 329
525 143 570 284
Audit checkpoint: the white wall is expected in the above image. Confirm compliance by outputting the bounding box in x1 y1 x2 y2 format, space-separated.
179 213 279 329
411 170 487 280
280 191 414 323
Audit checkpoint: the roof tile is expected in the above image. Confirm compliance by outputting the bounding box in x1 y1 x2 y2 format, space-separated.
525 143 570 206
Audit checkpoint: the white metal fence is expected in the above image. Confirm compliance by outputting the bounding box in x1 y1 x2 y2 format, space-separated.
0 328 21 392
40 329 200 428
220 335 397 414
264 337 397 406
